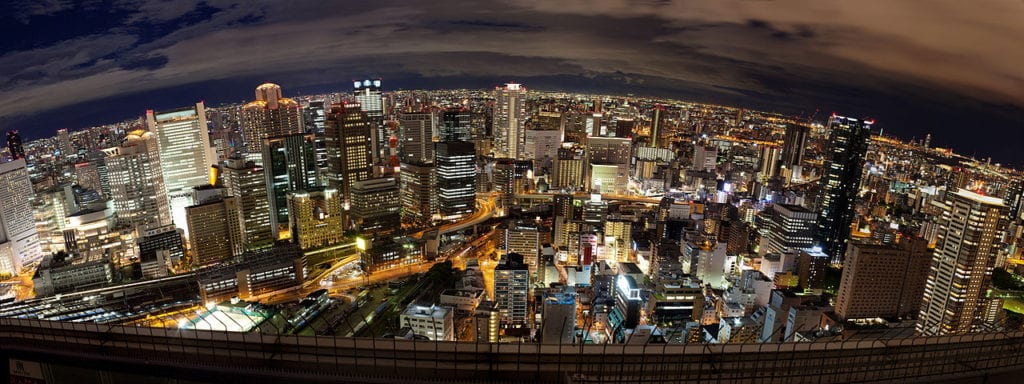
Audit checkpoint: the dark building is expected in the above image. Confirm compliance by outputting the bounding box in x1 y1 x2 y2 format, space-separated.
440 108 472 142
197 243 306 302
6 130 24 160
817 115 873 263
435 141 476 220
138 226 185 279
262 133 319 236
779 123 810 175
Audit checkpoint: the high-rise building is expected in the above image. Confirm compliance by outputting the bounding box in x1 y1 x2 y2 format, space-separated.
762 204 818 255
494 83 526 159
288 187 344 249
586 137 631 195
223 157 273 250
917 189 1008 336
541 291 578 344
435 141 476 221
493 158 530 213
262 133 319 238
552 144 585 191
650 106 665 148
186 186 244 267
523 112 563 170
499 221 541 271
350 178 401 234
817 115 873 263
779 123 810 179
5 130 24 161
494 253 530 327
325 102 373 204
103 130 172 230
57 128 72 158
147 102 214 235
440 108 471 142
399 162 435 226
604 220 632 263
0 159 42 273
353 79 385 164
242 83 302 163
399 112 435 165
836 237 931 320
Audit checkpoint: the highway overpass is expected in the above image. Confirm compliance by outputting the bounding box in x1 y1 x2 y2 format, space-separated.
1 317 1023 383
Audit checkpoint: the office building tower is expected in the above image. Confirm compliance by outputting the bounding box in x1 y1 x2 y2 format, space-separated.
440 108 471 142
5 131 24 161
399 112 435 165
241 83 302 163
223 157 273 250
57 128 72 157
758 145 780 179
494 83 526 159
493 158 531 213
499 221 541 271
137 225 184 279
73 162 102 194
103 130 172 230
0 159 42 273
779 123 810 179
353 79 385 164
400 162 435 226
541 292 578 344
817 115 873 263
650 106 665 148
762 204 818 254
435 141 476 221
350 178 401 234
325 102 373 204
612 274 642 331
288 187 344 249
304 100 327 134
586 137 630 195
797 247 831 289
917 189 1008 336
186 186 244 266
147 102 214 235
494 253 530 327
552 144 585 191
836 237 931 320
262 133 319 238
524 111 563 170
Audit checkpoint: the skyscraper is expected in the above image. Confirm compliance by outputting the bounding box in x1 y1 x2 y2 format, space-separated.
186 186 244 267
103 130 172 230
440 108 471 142
147 102 213 235
325 102 373 205
917 190 1008 336
242 83 302 164
836 237 931 320
350 178 401 234
57 128 72 158
494 253 530 327
262 133 319 238
5 130 24 161
552 144 585 191
650 106 664 148
223 156 273 250
779 123 810 180
587 137 631 195
0 159 42 274
399 112 435 165
817 115 873 263
435 142 476 221
762 204 818 255
494 83 526 159
354 79 385 164
400 162 435 226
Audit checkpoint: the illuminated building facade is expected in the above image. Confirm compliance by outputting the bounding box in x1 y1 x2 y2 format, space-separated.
223 157 273 250
185 186 244 267
0 159 42 273
241 83 303 164
147 102 213 235
262 133 319 238
435 141 476 221
917 189 1008 336
288 188 344 250
350 178 400 234
494 83 526 159
325 102 373 204
817 115 872 263
353 79 385 164
103 130 172 230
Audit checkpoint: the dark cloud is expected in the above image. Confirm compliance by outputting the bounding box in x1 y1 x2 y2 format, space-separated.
1 0 1022 165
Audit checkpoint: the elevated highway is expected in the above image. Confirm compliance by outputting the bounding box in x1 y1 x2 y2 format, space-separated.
1 318 1022 383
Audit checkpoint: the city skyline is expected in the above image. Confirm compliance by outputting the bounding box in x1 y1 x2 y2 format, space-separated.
1 1 1022 165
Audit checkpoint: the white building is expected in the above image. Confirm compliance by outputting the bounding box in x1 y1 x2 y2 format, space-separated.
147 102 214 238
494 83 526 159
696 243 729 289
0 159 43 273
400 304 454 341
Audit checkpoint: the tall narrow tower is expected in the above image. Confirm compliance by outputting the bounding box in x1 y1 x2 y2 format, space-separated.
816 115 872 263
147 102 213 235
241 83 302 164
917 189 1008 336
494 83 526 159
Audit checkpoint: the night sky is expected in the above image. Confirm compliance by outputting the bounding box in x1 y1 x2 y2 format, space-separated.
2 1 1022 165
